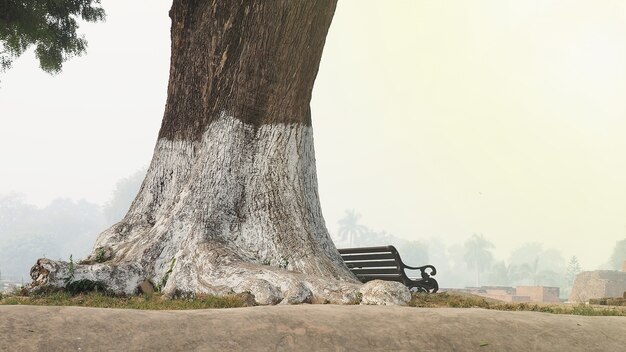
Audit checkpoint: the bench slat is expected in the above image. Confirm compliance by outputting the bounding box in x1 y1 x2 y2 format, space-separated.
344 260 399 268
351 268 400 275
337 246 395 254
340 253 396 261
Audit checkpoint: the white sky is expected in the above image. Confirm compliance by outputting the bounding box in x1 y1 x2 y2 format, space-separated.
1 0 625 270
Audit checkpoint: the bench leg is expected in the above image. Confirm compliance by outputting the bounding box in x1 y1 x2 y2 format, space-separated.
410 278 439 293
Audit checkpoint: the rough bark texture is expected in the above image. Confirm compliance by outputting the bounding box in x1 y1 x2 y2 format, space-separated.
160 0 337 139
30 0 383 304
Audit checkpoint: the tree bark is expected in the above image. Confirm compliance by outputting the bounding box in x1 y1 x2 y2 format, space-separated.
30 0 368 304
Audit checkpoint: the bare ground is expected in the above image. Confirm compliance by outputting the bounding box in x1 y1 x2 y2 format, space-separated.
1 305 625 351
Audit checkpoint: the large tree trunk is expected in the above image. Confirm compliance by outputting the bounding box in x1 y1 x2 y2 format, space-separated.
30 0 372 304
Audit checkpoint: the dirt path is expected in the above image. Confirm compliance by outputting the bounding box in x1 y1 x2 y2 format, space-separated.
1 305 625 351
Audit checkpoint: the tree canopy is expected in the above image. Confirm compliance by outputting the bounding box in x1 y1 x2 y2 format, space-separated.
0 0 105 73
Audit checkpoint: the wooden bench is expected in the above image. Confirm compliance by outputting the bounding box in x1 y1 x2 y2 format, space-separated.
338 245 438 293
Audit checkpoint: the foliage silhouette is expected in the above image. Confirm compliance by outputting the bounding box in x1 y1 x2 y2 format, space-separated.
0 0 105 73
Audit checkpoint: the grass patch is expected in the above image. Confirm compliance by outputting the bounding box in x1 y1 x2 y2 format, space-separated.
2 288 625 314
410 292 626 316
0 291 248 310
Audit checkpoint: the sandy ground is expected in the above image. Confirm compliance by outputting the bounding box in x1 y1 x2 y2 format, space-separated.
1 305 625 351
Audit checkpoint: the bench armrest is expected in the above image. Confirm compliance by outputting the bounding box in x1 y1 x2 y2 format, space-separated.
403 264 437 279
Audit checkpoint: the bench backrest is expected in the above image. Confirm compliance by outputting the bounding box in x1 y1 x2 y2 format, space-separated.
338 245 407 284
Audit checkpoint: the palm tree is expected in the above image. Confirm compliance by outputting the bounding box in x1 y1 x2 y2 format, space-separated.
337 210 368 246
487 261 521 286
518 257 559 286
463 233 495 286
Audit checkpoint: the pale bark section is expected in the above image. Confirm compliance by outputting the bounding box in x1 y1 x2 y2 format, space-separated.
31 114 360 304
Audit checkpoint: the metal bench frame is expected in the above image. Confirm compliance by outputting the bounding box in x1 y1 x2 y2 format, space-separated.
338 245 438 293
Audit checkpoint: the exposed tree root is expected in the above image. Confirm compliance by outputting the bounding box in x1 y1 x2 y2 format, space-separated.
30 256 363 305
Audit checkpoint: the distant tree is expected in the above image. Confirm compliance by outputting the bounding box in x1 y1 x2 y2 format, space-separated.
565 256 582 286
518 257 543 285
103 168 147 225
0 0 105 73
337 210 368 246
609 238 626 270
508 242 543 266
516 256 563 286
487 261 521 286
0 195 104 279
445 243 475 288
508 243 565 287
463 234 494 286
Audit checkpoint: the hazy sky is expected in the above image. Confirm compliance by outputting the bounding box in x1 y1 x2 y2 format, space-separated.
1 0 625 270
